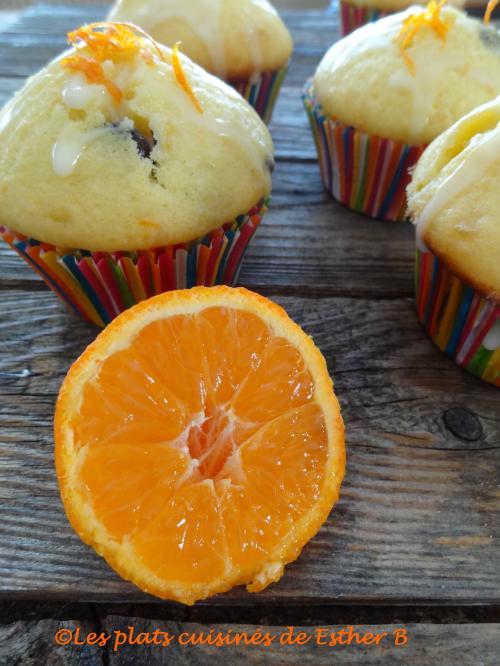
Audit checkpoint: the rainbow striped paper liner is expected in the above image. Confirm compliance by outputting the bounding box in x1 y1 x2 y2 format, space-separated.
0 198 268 328
302 81 425 222
231 65 288 125
416 246 500 386
340 0 392 35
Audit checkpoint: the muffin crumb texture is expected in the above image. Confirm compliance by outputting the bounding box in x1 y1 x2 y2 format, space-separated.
0 23 273 251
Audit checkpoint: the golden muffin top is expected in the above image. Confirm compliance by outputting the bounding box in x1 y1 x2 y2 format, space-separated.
108 0 293 80
407 96 500 301
0 23 273 252
313 5 500 145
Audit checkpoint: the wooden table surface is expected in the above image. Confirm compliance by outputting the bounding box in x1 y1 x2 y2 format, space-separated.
0 3 499 664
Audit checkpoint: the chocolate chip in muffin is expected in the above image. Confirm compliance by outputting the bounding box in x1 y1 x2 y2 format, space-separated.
130 128 156 160
108 121 156 160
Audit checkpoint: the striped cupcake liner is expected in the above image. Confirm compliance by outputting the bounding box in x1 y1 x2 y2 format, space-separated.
302 82 425 221
0 198 268 328
340 0 392 35
416 246 500 386
231 66 288 124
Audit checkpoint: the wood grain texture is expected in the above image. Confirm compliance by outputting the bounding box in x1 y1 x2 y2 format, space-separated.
0 6 335 78
0 2 499 615
101 619 500 665
2 618 499 665
0 291 499 603
0 619 102 666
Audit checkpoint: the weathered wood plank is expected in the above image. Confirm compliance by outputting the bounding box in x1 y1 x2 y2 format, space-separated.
101 619 500 665
0 618 102 666
0 5 334 85
0 291 498 603
1 618 499 665
0 42 323 86
2 5 338 49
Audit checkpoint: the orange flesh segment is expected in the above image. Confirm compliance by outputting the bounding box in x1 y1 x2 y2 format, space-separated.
79 442 191 539
71 307 328 588
220 403 327 572
132 481 228 585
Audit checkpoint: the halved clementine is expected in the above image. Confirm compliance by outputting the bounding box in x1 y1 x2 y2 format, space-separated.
55 286 345 604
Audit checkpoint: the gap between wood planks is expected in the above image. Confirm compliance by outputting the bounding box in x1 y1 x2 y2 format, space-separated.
1 601 500 625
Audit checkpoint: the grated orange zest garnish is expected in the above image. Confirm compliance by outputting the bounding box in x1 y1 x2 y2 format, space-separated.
395 0 449 75
62 55 123 103
484 0 499 23
172 42 204 114
62 22 165 104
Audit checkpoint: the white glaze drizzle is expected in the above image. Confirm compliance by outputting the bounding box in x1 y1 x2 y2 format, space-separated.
241 1 264 78
0 96 17 135
388 41 452 143
347 9 452 143
110 0 275 77
482 318 500 351
415 119 500 244
54 43 270 179
159 63 270 174
326 8 500 143
54 60 137 177
114 0 227 76
325 11 401 74
62 73 107 109
249 0 277 13
387 12 498 143
52 118 133 177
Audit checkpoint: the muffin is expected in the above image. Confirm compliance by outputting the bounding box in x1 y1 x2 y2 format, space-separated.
0 23 273 327
339 0 464 36
303 3 500 221
407 97 500 386
107 0 293 123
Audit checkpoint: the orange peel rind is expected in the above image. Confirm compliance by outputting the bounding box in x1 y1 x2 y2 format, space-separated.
484 0 499 24
62 22 165 104
54 286 345 605
172 42 204 114
395 0 449 75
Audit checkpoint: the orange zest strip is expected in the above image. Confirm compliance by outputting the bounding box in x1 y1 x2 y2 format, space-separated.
172 42 204 114
484 0 499 23
62 55 123 103
62 22 165 104
395 0 449 75
67 22 166 64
